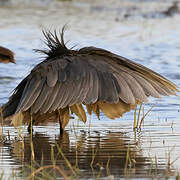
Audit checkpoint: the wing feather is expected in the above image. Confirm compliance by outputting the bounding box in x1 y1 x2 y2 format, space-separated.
70 104 87 123
68 80 83 106
97 71 119 103
11 47 178 123
132 72 161 98
84 70 99 104
30 83 51 114
54 82 68 109
46 65 58 87
16 74 41 113
98 101 137 119
73 73 90 105
59 81 75 108
68 57 86 80
120 72 148 103
23 78 45 111
111 54 178 92
47 83 65 111
58 69 67 82
139 74 171 96
38 83 60 113
113 73 135 104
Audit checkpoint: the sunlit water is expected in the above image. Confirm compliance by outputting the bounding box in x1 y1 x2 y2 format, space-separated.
0 0 180 179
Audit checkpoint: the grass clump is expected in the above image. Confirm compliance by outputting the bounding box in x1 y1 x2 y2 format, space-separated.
133 103 155 130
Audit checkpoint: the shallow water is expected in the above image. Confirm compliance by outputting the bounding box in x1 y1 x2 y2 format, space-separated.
0 0 180 179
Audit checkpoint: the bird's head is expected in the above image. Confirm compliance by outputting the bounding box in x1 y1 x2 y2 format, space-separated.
0 46 16 64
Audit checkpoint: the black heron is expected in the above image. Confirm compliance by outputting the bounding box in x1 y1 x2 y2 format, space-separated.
0 46 15 64
1 28 179 133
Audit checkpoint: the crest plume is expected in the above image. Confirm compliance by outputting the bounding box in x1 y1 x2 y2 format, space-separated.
35 26 71 59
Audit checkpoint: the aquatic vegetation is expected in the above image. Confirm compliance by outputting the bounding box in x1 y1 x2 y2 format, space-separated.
0 115 179 179
133 103 155 129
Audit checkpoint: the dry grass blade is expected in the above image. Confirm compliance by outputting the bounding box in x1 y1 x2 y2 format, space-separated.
30 141 35 161
136 103 142 127
124 144 131 172
133 105 137 128
133 103 142 129
88 116 92 133
148 152 154 175
56 143 76 176
27 165 69 180
170 156 180 167
91 147 98 168
0 108 3 141
139 104 156 129
30 115 33 138
106 156 111 176
166 145 178 169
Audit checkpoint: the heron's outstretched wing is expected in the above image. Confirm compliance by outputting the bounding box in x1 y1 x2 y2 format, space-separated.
13 47 178 122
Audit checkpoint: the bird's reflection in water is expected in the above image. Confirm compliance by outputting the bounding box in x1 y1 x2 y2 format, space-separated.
8 129 173 179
